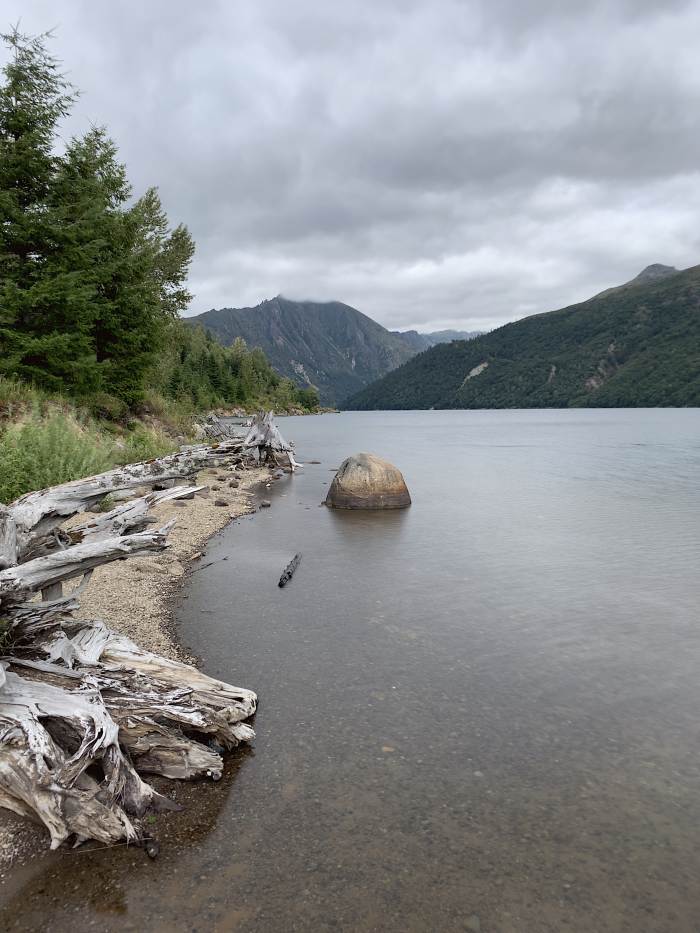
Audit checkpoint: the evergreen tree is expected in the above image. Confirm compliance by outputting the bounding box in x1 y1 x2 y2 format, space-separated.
0 29 195 406
92 185 194 405
0 28 91 391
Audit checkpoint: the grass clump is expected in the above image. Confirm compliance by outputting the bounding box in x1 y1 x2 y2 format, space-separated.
0 410 181 505
0 375 53 422
0 367 186 505
117 425 177 464
0 415 115 504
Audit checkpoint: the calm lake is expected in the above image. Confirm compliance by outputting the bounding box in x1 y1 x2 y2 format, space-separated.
3 409 700 932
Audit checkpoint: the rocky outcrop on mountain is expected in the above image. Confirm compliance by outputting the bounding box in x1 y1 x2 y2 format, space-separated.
630 263 678 284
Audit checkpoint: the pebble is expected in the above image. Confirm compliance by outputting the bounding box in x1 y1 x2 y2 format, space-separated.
214 499 228 507
464 915 481 932
260 500 271 508
144 839 160 859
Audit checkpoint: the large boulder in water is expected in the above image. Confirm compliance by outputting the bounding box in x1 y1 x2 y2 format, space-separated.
325 453 411 510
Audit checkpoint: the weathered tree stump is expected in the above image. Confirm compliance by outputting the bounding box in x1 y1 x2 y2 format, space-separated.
244 412 301 471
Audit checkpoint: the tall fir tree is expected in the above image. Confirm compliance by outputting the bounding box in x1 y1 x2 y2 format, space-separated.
0 29 195 406
0 28 93 391
92 184 194 405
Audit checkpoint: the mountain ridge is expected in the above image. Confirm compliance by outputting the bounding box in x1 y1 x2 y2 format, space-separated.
342 264 700 410
186 297 482 405
392 329 483 352
186 296 418 405
593 263 678 300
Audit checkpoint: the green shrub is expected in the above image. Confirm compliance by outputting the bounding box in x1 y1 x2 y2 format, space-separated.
88 392 129 423
96 494 117 513
117 426 177 464
136 390 196 436
0 415 115 504
0 376 43 422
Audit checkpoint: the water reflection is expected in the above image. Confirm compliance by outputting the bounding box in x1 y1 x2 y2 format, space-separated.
0 746 256 929
325 504 409 542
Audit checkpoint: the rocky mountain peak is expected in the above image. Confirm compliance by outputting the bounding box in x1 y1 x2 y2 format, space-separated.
631 264 678 284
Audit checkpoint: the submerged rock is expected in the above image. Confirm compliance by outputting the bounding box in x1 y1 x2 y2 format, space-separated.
325 453 411 510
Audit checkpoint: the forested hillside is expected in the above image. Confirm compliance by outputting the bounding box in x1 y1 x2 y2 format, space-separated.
390 329 483 352
150 326 319 415
187 296 417 405
344 264 700 410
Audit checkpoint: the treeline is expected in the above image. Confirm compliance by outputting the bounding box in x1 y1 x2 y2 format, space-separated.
0 29 318 419
152 327 320 414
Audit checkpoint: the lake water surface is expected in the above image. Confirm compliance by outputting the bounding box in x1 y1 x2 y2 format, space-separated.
3 409 700 932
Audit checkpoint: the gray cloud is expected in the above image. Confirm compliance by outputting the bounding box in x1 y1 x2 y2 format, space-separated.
4 0 700 331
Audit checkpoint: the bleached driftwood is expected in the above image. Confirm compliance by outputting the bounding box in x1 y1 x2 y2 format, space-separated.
9 620 255 781
68 485 207 545
0 524 175 606
0 667 171 848
0 432 263 851
198 412 245 441
244 411 301 471
9 438 249 563
0 506 17 570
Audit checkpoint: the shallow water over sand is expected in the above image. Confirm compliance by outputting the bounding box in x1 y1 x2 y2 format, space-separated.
2 409 700 932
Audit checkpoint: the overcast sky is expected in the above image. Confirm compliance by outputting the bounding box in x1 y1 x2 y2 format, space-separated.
4 1 700 331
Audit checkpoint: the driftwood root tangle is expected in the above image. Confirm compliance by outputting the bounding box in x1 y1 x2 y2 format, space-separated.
0 429 266 850
244 412 301 471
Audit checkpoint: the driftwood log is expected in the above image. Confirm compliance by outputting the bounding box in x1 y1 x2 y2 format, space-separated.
278 553 302 588
0 420 295 851
196 412 245 441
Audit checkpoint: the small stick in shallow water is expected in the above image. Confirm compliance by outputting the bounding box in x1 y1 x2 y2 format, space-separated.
278 553 302 587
